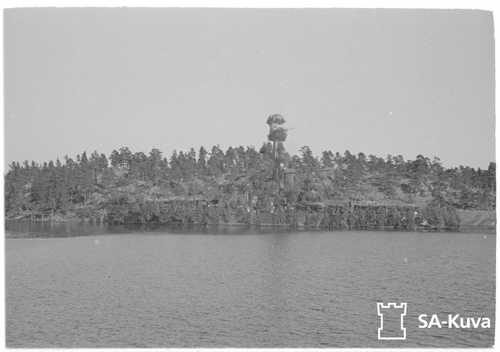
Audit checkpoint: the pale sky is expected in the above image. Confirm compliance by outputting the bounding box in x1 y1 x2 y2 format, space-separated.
4 8 495 168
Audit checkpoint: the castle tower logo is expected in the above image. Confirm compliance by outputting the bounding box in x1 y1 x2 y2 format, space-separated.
377 302 407 340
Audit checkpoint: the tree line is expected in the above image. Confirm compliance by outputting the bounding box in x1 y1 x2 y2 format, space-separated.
5 144 495 216
5 114 496 221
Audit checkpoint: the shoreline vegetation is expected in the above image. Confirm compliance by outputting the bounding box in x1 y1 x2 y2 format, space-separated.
6 208 495 233
5 115 496 232
6 206 495 232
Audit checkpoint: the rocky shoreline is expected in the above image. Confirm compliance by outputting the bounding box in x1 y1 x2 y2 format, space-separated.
6 199 475 232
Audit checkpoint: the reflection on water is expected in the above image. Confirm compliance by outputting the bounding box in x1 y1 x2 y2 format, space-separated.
5 221 315 238
6 220 494 239
5 222 496 347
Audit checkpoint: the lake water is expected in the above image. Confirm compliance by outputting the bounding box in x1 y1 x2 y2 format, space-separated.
5 222 496 347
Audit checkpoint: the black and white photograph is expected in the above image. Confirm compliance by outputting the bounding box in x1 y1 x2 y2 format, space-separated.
3 4 497 348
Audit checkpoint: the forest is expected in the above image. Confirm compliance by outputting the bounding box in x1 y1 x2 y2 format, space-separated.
5 115 496 230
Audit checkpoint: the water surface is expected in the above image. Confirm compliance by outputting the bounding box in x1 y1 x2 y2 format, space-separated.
5 223 495 347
